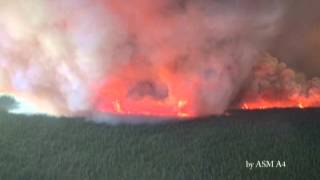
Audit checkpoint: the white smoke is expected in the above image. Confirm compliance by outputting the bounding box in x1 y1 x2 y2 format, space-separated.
0 0 126 115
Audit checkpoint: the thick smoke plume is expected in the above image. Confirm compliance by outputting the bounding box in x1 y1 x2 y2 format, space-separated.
0 0 319 117
237 54 320 109
0 0 124 115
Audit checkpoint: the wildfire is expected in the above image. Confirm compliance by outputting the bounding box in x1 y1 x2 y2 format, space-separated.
93 63 196 118
298 103 304 109
240 101 312 110
113 100 123 113
237 55 320 111
99 98 192 118
111 99 191 117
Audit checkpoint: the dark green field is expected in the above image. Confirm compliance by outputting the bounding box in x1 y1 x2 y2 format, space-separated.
0 109 320 180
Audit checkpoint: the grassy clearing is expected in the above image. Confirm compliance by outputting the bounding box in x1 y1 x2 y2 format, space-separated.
0 109 319 180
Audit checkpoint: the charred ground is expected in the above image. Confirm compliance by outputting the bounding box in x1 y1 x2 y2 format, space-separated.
0 109 320 179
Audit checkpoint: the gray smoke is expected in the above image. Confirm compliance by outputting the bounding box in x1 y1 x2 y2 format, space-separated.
269 0 320 77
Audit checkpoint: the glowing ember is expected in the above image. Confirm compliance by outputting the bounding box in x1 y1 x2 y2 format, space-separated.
298 103 304 109
178 100 188 109
113 100 123 113
242 103 249 110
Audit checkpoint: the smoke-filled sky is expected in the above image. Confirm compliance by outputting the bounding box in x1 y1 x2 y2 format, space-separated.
0 0 319 117
268 0 320 77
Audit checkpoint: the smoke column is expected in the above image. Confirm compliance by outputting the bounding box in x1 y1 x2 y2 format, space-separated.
0 0 125 115
0 0 319 117
237 54 320 110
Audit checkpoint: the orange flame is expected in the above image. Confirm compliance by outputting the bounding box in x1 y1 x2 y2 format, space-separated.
113 100 123 113
240 99 316 110
93 63 196 118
